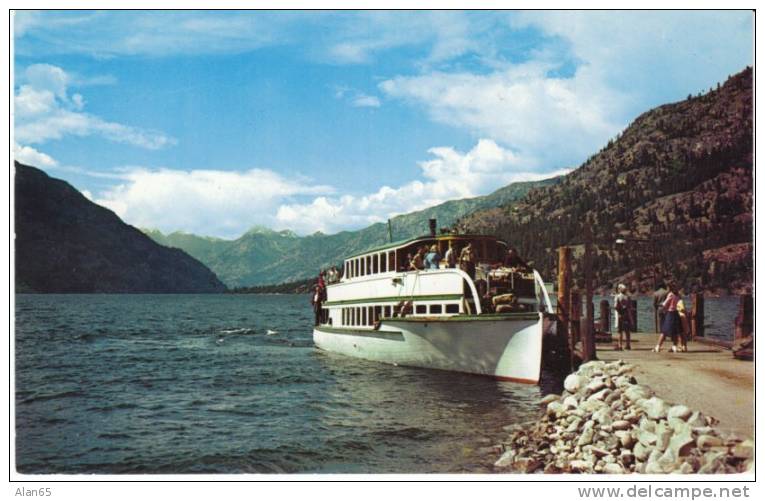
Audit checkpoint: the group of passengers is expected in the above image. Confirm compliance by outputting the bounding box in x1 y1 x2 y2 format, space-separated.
404 243 529 280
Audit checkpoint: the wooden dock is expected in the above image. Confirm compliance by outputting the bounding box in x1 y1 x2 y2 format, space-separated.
596 331 754 439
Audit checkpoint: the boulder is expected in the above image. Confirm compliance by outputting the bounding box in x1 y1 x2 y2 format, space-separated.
696 435 723 449
603 463 624 474
563 374 584 394
667 405 692 421
641 396 669 420
539 393 560 405
625 385 654 402
612 420 631 431
732 440 754 459
494 449 516 468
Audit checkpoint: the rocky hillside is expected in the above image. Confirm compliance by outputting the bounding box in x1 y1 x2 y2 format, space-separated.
15 162 227 293
458 68 753 295
146 177 558 287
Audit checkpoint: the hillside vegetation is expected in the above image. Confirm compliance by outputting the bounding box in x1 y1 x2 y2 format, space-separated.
15 163 227 293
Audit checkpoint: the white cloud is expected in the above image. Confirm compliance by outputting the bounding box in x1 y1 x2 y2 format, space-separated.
275 139 569 234
13 142 58 167
90 140 565 238
14 64 175 150
380 61 624 169
350 94 381 108
94 167 334 239
379 11 752 170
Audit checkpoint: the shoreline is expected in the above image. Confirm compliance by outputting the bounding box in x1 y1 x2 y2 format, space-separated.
492 351 753 474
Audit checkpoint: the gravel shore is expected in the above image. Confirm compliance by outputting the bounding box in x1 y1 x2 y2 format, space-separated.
493 360 753 474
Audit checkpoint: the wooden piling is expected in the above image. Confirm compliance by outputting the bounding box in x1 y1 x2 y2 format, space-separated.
570 291 582 357
599 299 610 333
691 293 705 339
557 246 573 369
734 294 753 340
582 225 596 362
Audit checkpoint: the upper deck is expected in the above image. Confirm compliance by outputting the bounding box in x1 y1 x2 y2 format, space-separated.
340 234 508 281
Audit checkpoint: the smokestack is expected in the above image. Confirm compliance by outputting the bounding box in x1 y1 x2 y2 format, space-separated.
429 218 437 237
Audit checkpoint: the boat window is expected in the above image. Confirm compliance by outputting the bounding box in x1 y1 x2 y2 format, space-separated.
373 255 379 274
384 305 391 318
362 307 367 325
379 253 387 273
358 258 363 276
415 304 427 315
352 308 357 326
446 304 460 314
430 304 443 314
368 306 374 324
374 306 382 322
366 255 372 275
388 251 395 272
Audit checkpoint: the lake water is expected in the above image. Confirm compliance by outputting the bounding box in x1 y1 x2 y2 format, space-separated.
14 293 739 474
15 294 556 474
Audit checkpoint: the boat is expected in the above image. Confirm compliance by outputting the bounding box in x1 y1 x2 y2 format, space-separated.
312 221 555 384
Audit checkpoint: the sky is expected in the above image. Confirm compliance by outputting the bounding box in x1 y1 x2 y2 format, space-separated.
12 10 753 238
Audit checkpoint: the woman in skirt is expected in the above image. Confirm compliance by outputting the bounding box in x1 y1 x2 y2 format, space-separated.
653 282 681 352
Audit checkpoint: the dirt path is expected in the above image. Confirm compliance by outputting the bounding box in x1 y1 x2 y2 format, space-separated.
596 332 754 438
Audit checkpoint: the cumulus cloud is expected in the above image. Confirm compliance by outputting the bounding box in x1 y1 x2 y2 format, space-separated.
94 167 334 238
13 64 175 149
379 11 752 170
90 140 564 238
380 61 624 169
275 139 568 234
13 142 58 167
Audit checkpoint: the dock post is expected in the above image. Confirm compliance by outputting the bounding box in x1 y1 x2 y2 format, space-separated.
582 225 596 361
557 246 572 370
734 294 753 340
691 293 705 339
599 299 610 333
570 291 582 363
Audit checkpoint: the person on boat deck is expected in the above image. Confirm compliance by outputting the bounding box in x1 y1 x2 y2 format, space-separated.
311 284 323 326
409 247 426 271
444 244 456 268
424 244 441 270
503 247 529 270
327 266 339 283
459 243 477 280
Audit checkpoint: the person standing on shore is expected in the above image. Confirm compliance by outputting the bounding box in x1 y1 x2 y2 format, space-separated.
653 281 668 333
614 284 632 350
654 281 681 352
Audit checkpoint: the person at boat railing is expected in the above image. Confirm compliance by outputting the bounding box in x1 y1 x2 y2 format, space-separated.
503 246 530 271
444 244 457 268
459 243 477 280
409 246 426 271
424 244 441 270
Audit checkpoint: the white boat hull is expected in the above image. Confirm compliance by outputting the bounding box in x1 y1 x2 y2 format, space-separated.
313 313 543 384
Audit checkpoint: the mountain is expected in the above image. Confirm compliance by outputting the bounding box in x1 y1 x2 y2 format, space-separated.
15 162 227 293
457 67 753 295
146 177 559 287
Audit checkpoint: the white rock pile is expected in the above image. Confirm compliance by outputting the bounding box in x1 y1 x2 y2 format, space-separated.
494 360 753 474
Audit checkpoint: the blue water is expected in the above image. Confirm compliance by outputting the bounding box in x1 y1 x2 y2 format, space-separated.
592 295 739 341
15 294 554 474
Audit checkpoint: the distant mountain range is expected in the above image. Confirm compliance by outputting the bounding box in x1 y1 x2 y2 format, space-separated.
144 177 559 287
457 67 753 295
15 163 227 293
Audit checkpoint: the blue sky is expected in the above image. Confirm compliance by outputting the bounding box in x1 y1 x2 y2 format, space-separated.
13 10 753 238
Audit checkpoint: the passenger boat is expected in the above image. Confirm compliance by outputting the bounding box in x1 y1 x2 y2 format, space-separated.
312 223 554 384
